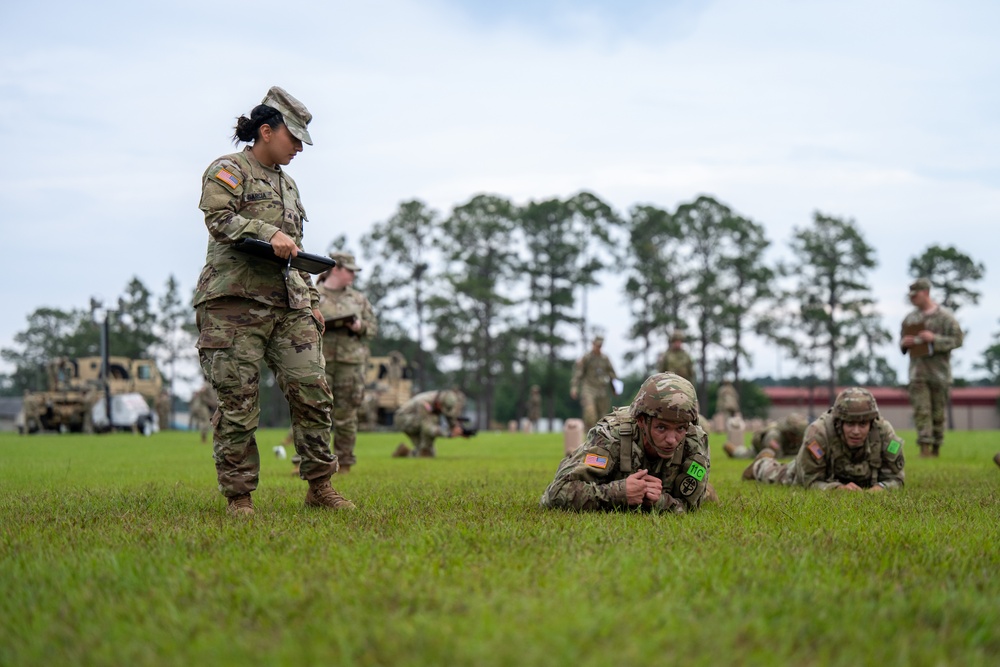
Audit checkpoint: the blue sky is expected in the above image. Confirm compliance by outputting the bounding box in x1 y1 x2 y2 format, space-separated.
2 0 999 396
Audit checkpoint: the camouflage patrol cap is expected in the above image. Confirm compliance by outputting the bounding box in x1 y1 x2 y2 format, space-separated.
630 372 699 424
330 251 361 271
908 277 931 295
670 330 686 343
832 387 879 423
261 86 313 145
593 335 605 345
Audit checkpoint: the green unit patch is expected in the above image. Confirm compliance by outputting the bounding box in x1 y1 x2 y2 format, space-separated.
888 439 902 455
686 461 707 481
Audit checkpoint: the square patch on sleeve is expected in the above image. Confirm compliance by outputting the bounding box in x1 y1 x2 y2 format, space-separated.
214 168 241 190
584 454 608 469
888 439 902 455
807 440 824 461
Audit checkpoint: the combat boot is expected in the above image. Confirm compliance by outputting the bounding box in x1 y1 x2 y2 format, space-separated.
931 445 940 457
920 444 931 458
226 493 254 517
305 478 356 510
723 442 739 457
416 448 435 458
338 464 351 474
742 449 774 481
703 482 719 503
993 452 1000 468
392 443 412 458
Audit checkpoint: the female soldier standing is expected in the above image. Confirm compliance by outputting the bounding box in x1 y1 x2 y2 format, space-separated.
194 86 353 516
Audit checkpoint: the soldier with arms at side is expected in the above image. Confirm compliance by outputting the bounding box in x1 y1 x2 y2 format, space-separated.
526 384 542 432
742 388 905 492
541 373 712 514
570 335 618 433
656 330 696 384
900 278 964 457
194 86 352 516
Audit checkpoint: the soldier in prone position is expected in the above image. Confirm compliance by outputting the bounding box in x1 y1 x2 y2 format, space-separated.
541 372 711 514
742 388 905 492
724 412 808 459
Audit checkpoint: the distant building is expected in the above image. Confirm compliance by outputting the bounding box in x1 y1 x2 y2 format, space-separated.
763 386 1000 431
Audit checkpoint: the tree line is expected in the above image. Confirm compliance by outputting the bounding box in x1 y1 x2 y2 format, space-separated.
2 191 993 428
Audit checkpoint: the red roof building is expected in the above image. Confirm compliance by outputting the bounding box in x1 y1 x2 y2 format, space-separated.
762 386 1000 430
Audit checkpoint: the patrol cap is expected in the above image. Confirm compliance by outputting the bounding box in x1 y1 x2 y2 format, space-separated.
670 330 686 342
330 251 361 271
593 335 605 345
908 278 931 295
261 86 313 145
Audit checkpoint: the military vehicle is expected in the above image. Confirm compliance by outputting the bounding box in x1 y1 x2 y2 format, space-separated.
20 356 163 434
358 351 413 429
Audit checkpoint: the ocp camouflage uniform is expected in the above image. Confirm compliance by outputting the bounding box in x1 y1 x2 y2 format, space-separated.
657 349 696 384
751 413 807 457
746 411 905 490
394 390 464 457
540 407 711 513
318 281 376 467
194 145 335 497
716 382 740 417
571 351 617 433
900 305 963 453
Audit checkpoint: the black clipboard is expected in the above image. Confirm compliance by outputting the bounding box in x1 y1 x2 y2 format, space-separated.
232 238 336 275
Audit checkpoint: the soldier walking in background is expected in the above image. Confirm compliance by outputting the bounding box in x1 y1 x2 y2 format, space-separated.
315 251 376 473
900 278 964 458
194 86 352 517
570 335 618 433
742 388 905 491
541 373 712 513
392 389 467 458
656 330 695 384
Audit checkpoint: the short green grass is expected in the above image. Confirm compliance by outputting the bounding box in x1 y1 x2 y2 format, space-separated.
1 428 998 667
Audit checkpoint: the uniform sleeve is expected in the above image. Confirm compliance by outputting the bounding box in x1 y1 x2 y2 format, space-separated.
794 423 840 490
663 429 711 513
360 295 378 341
931 311 964 355
199 159 281 244
877 423 905 490
539 430 627 511
570 358 583 394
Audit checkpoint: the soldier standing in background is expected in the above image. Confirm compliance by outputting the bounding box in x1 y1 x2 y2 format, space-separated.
315 251 376 473
189 382 218 444
900 278 964 458
194 86 352 516
742 388 905 491
656 330 695 384
541 373 711 513
570 335 618 433
526 385 542 432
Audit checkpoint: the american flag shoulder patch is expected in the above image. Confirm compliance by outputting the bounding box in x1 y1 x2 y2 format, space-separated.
584 454 608 469
214 168 241 190
807 440 824 461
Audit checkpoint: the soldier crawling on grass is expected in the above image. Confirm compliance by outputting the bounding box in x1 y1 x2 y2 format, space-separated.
742 388 905 492
540 373 712 514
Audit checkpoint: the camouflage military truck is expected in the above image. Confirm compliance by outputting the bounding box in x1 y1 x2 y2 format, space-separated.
358 351 413 429
20 356 163 434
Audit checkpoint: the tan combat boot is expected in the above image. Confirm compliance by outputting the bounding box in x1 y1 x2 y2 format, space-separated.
392 443 412 458
931 445 940 457
305 479 356 510
226 493 254 517
919 444 931 458
723 442 738 457
338 464 351 474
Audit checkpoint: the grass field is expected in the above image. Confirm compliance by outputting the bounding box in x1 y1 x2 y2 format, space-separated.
1 427 998 667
